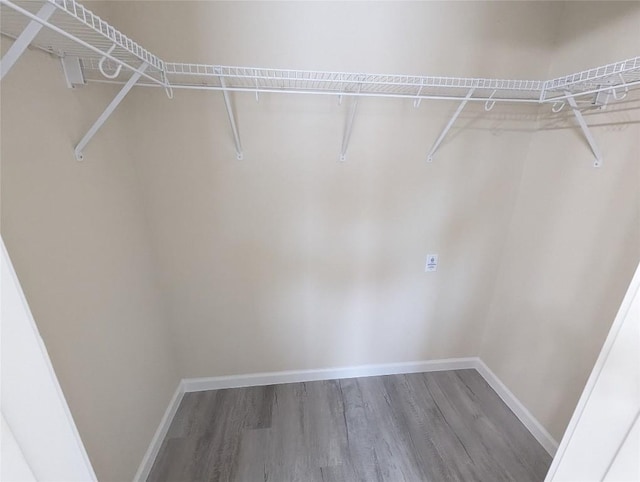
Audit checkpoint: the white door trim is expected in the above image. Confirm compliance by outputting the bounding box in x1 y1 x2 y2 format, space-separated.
1 237 97 481
545 262 640 481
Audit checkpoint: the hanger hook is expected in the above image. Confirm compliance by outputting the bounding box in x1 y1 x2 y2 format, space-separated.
98 44 123 79
255 78 260 103
611 73 628 100
484 90 497 111
552 100 566 113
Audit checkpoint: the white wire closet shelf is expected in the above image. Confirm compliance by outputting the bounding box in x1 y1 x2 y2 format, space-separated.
1 0 639 165
0 0 166 85
543 57 640 102
162 63 545 104
161 59 640 105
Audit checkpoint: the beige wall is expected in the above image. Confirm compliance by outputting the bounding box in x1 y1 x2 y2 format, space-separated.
0 30 180 482
2 1 639 478
113 1 560 77
480 2 640 442
109 1 560 377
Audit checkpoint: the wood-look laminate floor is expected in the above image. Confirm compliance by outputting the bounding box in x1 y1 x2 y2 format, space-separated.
147 369 552 482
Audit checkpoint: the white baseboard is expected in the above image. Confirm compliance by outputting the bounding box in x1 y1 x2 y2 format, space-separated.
136 356 558 480
133 382 185 482
474 359 558 457
181 357 478 392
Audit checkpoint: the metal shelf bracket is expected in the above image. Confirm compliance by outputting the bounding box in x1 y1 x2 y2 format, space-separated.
0 2 56 80
219 74 243 160
340 92 359 161
565 91 603 168
74 62 149 161
61 56 86 88
427 88 475 162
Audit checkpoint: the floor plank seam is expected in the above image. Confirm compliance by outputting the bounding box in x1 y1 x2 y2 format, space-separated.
146 369 552 482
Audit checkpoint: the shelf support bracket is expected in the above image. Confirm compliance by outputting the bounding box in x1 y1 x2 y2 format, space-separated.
219 76 243 160
426 88 475 162
74 62 149 161
565 91 603 168
0 2 56 81
340 94 359 161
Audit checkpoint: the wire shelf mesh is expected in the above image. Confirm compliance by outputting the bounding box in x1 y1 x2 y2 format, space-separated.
163 63 545 102
1 0 638 106
0 0 165 83
542 56 640 101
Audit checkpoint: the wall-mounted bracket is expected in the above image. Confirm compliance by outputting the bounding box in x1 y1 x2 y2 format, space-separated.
219 75 243 160
339 94 359 161
61 56 86 88
0 2 56 81
426 88 475 162
74 62 148 161
565 91 603 168
592 90 610 109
